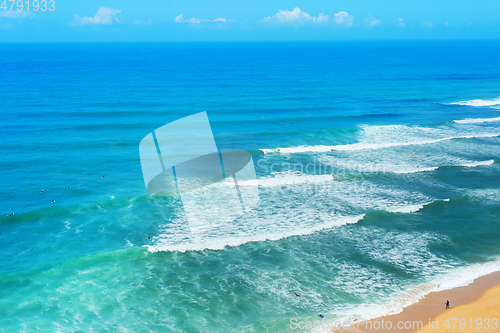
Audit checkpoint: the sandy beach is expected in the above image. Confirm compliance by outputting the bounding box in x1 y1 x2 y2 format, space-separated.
336 271 500 332
414 283 500 332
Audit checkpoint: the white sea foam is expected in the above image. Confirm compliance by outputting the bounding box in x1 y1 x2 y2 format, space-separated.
147 214 365 253
239 173 332 187
451 97 500 107
454 117 500 124
386 198 450 213
261 145 333 154
460 159 495 167
148 170 438 254
241 171 431 208
386 203 426 213
261 133 500 154
466 188 500 202
392 166 439 174
254 154 492 180
432 259 500 291
391 160 494 173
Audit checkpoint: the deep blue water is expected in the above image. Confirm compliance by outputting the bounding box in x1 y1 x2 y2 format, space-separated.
1 40 500 332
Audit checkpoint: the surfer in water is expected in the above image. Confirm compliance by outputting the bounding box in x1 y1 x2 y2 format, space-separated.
7 213 15 216
294 293 301 297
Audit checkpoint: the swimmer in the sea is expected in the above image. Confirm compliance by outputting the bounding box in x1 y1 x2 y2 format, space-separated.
41 190 44 193
52 200 55 203
294 293 301 297
8 213 14 216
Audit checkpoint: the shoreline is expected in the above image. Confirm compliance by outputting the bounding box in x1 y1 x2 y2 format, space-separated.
336 270 500 332
413 282 500 333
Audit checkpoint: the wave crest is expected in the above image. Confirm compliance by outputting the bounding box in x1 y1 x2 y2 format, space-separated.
261 134 499 154
454 117 500 124
147 214 365 253
450 97 500 107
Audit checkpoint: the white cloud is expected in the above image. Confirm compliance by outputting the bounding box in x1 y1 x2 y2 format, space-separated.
363 15 381 27
313 13 329 23
0 10 33 19
421 21 434 28
266 7 311 23
175 14 184 23
397 17 405 27
71 7 121 25
175 13 222 24
333 11 353 26
187 17 203 24
264 7 335 25
134 19 152 25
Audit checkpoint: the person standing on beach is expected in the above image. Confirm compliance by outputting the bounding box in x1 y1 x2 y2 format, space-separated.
445 300 450 309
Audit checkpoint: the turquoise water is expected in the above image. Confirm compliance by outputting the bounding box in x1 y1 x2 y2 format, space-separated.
1 40 500 332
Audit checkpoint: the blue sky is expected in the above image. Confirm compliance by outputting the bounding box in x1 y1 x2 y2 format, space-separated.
1 0 499 42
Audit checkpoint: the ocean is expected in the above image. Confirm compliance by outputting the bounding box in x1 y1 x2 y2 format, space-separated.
1 40 500 332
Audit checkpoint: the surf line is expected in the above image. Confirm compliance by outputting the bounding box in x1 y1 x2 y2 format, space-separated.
260 133 500 155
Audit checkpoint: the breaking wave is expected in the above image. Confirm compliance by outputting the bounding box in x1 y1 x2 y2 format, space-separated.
450 97 500 107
